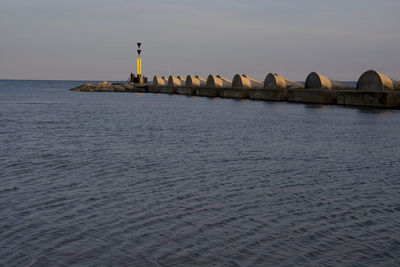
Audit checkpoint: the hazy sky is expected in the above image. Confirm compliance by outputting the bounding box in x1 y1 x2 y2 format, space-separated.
1 0 399 81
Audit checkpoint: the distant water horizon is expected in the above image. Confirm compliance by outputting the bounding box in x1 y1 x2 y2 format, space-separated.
1 80 399 266
0 79 126 82
0 78 358 86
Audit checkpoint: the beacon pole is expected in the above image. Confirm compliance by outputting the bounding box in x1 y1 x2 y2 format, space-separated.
137 42 142 78
132 42 147 84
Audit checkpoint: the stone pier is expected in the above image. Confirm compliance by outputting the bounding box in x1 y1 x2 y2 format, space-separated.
71 70 400 108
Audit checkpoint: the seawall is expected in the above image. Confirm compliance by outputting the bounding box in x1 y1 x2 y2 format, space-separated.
71 83 400 108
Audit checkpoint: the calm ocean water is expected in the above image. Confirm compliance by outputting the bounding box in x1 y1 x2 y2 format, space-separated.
1 80 400 266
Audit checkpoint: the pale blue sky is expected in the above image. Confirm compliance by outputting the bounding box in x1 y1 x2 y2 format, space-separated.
0 0 399 81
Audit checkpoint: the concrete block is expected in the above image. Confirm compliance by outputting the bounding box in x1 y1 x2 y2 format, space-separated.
196 75 207 86
176 87 195 95
148 86 161 93
177 76 186 86
186 75 207 87
159 86 175 94
305 72 355 90
153 75 167 87
357 70 400 91
264 73 303 89
206 75 232 88
288 89 338 104
221 88 250 99
196 87 220 97
250 88 288 101
337 91 400 107
168 75 184 87
232 74 263 88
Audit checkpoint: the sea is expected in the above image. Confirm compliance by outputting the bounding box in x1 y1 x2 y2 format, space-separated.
1 79 400 266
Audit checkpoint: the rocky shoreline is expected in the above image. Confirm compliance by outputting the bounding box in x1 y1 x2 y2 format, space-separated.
71 81 148 93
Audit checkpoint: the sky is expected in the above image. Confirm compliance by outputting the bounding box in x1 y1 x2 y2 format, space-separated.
0 0 399 81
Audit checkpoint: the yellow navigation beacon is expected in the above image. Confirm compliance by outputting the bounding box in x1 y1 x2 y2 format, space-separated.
137 42 142 76
132 42 148 83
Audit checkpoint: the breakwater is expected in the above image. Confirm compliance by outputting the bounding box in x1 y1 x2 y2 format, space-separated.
71 70 400 108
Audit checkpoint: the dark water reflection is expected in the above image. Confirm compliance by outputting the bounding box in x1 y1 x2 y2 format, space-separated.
1 80 400 266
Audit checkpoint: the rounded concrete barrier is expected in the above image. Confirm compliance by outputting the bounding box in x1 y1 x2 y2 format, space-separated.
177 76 186 86
264 73 304 89
168 75 184 87
196 75 207 86
357 70 400 91
232 74 263 88
245 75 265 88
305 72 355 90
206 75 232 88
186 75 207 88
153 75 167 87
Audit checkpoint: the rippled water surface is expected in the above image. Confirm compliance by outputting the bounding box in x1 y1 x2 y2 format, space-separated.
1 80 400 266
